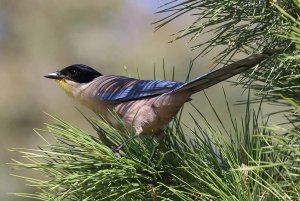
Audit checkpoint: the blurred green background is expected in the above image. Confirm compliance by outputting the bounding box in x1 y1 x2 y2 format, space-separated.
0 1 282 200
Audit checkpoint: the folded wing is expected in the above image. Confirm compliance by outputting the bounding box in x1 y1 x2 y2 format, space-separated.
95 75 182 103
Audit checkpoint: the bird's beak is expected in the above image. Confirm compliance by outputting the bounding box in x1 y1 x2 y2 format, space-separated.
44 71 65 80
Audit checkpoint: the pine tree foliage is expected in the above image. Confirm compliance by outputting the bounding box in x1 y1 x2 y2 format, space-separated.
156 0 300 126
156 0 288 59
11 95 300 200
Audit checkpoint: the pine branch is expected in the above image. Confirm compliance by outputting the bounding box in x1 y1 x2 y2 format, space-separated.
10 96 300 200
156 0 300 127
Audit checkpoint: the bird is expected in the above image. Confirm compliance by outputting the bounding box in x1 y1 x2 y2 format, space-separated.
45 54 267 150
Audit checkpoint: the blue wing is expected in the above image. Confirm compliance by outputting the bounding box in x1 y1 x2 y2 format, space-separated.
96 75 183 103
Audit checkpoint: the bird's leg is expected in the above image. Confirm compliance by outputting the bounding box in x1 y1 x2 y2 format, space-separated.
113 134 137 153
113 126 142 155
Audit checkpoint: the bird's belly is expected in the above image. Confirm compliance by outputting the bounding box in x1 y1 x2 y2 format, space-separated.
113 91 191 135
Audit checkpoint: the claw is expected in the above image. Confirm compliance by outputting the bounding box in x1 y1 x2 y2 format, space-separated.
113 145 123 158
113 145 123 153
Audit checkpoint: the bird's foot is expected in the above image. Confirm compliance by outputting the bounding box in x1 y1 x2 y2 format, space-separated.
113 144 123 153
113 145 123 158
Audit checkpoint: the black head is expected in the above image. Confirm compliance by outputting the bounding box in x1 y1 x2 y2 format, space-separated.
45 64 102 83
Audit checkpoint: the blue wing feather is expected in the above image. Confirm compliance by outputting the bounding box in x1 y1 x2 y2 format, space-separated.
96 76 182 103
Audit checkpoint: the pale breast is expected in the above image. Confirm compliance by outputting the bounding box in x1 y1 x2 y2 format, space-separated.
113 91 192 135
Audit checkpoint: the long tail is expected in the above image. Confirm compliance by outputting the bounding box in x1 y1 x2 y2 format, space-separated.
173 54 268 94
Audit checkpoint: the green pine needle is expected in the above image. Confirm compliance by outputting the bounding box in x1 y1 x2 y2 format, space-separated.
10 95 300 200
